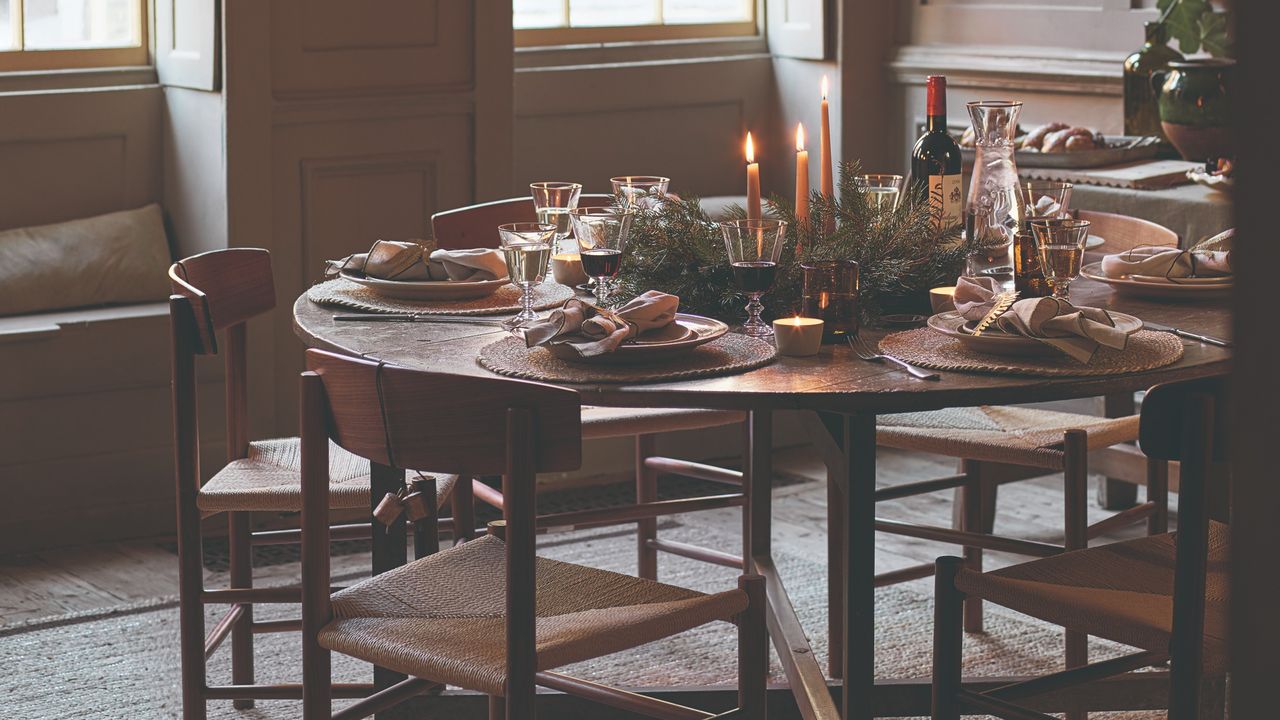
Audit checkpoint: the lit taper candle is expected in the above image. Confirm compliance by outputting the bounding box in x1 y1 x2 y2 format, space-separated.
745 132 762 221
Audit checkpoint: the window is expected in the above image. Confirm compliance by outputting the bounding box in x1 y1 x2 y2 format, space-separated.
0 0 147 72
514 0 756 46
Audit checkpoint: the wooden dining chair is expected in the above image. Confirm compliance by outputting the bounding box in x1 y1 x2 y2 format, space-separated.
431 198 750 579
1076 209 1181 252
930 376 1228 720
300 348 767 720
168 248 458 719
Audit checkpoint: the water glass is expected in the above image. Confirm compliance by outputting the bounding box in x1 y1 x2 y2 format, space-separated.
529 181 582 254
570 207 634 307
1019 181 1074 219
498 222 557 329
801 260 860 340
720 219 787 337
1030 218 1090 300
854 174 906 211
610 176 670 211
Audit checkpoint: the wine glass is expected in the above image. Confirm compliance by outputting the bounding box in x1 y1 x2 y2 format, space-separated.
610 176 670 211
529 181 582 254
497 222 557 329
569 206 634 307
1030 218 1090 301
720 219 787 337
854 174 906 211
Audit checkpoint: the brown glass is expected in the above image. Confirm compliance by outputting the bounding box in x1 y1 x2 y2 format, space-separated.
1014 221 1052 298
800 260 859 341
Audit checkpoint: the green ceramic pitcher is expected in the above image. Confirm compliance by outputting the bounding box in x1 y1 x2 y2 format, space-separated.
1152 58 1234 161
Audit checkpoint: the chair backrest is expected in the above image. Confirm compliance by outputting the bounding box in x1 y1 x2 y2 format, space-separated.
430 194 613 250
1139 376 1229 464
169 248 276 355
304 348 582 476
1076 209 1180 254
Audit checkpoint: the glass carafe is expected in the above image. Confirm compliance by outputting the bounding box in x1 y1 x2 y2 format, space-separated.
964 101 1024 286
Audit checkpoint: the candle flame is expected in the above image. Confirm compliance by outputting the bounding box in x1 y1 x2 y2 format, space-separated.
821 75 829 100
796 123 807 152
745 132 755 164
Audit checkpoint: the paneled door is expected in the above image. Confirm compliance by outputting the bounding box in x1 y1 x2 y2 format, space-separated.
224 0 514 434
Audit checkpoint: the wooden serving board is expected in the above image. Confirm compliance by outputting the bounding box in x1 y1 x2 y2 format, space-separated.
1019 159 1202 190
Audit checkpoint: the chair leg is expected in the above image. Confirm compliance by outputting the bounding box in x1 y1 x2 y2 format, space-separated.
959 460 984 633
488 695 507 720
1063 430 1089 720
228 511 255 709
636 434 659 580
453 474 476 543
931 557 965 720
826 470 844 679
178 506 207 720
738 575 767 720
1147 459 1170 535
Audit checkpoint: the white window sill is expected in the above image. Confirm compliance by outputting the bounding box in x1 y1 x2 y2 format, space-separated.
0 302 168 344
516 35 768 72
0 65 158 95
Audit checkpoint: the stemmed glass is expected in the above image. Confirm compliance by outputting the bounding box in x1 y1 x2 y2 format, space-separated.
569 206 634 307
497 222 557 329
610 176 670 211
529 182 582 254
853 174 906 211
1030 218 1091 300
720 219 787 337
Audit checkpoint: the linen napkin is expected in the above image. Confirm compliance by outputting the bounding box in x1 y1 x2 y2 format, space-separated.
994 297 1129 363
327 240 433 281
953 276 1006 322
426 248 508 282
1100 246 1232 280
523 291 679 358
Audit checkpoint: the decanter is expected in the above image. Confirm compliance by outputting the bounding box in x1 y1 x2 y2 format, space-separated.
964 101 1024 287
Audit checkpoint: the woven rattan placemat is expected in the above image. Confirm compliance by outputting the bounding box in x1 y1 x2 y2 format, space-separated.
878 328 1184 377
307 277 575 316
477 334 777 384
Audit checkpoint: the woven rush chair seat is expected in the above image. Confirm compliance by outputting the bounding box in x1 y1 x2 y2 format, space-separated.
318 534 748 695
197 437 456 514
956 521 1229 669
877 405 1140 470
581 406 745 439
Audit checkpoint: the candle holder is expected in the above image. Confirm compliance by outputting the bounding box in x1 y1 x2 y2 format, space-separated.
800 260 859 341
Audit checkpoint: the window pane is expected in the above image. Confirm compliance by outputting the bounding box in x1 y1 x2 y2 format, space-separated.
0 0 13 51
514 0 564 29
663 0 749 24
23 0 137 50
570 0 658 28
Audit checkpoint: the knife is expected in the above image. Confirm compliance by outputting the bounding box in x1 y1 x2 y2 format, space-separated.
334 314 509 326
1143 322 1232 348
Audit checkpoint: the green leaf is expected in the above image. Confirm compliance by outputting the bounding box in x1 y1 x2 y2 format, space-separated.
1199 12 1233 58
1165 0 1209 54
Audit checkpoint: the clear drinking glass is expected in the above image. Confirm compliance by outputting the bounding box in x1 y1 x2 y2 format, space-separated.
610 176 671 211
1019 181 1074 219
720 219 788 337
1031 219 1091 300
965 101 1024 285
529 181 582 254
854 174 906 211
570 207 634 307
498 222 557 329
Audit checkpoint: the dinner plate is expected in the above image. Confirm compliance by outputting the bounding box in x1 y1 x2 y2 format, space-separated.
340 269 509 301
1080 262 1233 300
1085 234 1105 251
927 310 1143 358
547 313 729 364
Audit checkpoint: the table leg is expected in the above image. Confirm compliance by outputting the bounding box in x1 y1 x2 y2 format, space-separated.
841 412 876 720
1097 393 1139 510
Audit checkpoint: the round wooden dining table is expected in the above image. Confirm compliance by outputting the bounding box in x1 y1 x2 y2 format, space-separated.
294 277 1231 720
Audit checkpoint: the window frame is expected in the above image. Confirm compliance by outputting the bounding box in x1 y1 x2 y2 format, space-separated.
0 0 150 72
514 0 757 48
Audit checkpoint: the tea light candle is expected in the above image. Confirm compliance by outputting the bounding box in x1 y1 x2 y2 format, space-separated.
930 286 957 313
773 316 824 357
550 253 588 286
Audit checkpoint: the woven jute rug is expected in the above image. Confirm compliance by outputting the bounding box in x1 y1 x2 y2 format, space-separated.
307 277 576 316
879 328 1184 377
0 522 1158 720
477 334 777 384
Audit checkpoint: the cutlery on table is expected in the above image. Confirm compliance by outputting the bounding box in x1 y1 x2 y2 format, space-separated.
847 334 940 381
1142 322 1232 348
333 314 510 326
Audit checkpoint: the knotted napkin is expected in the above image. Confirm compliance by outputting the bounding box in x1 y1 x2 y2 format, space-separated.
953 276 1005 322
1100 245 1231 280
522 291 679 358
327 241 506 282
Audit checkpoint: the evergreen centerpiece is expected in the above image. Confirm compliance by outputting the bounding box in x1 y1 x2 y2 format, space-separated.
616 161 970 324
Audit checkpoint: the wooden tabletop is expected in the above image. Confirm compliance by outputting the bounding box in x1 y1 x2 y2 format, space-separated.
292 278 1231 415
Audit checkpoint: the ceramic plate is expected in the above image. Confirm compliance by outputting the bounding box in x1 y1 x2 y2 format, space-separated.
547 313 729 364
1086 234 1105 251
927 310 1142 357
1080 262 1233 299
340 269 509 301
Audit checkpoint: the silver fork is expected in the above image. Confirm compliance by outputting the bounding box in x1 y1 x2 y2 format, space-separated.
847 334 940 381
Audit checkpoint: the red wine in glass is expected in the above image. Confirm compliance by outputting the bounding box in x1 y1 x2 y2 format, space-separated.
732 261 777 294
580 248 622 278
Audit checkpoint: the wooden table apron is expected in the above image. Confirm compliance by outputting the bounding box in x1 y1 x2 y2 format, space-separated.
293 278 1231 720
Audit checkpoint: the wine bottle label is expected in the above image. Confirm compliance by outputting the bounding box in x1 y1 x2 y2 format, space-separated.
928 174 962 229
